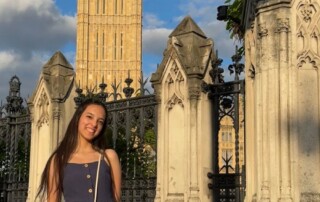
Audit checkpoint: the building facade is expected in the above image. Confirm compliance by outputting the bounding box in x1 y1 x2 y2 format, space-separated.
76 0 142 93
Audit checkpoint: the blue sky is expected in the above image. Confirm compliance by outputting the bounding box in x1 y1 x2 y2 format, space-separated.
0 0 241 102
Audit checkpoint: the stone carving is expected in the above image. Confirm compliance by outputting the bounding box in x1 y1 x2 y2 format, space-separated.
276 18 290 33
171 62 180 76
37 90 49 127
297 0 320 64
171 51 178 60
165 62 185 109
188 86 201 100
171 36 182 47
166 73 174 84
299 0 315 23
297 30 306 52
167 94 184 109
53 108 60 119
310 30 319 54
258 23 268 38
297 54 319 69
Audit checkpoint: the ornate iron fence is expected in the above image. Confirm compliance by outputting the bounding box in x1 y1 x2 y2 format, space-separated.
74 75 157 202
0 74 156 202
203 47 246 202
0 76 31 202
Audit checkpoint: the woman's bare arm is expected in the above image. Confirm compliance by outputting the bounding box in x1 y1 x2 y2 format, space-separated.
105 149 122 202
47 156 59 202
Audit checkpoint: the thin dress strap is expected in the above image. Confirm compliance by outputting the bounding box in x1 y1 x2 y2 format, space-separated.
94 154 102 202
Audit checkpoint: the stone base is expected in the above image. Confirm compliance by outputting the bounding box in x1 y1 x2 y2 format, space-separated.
300 193 320 202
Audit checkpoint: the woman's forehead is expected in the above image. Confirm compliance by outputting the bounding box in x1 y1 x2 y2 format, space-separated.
83 104 106 117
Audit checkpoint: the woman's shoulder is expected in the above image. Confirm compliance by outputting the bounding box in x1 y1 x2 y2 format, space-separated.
104 149 119 160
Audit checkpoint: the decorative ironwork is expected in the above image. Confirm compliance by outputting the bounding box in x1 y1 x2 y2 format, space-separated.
5 76 24 115
74 74 157 202
0 76 31 202
203 48 246 202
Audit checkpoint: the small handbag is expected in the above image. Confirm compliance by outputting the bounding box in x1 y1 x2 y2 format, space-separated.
94 154 102 202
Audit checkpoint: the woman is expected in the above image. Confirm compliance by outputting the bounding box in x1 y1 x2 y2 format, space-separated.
37 98 121 202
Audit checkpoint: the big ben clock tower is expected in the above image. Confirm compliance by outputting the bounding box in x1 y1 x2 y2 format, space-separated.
76 0 142 94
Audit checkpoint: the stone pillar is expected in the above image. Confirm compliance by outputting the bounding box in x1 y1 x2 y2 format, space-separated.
151 16 213 202
276 18 292 202
188 78 202 201
27 51 76 201
243 0 320 201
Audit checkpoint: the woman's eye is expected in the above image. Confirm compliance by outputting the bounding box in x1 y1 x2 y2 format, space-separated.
98 121 104 125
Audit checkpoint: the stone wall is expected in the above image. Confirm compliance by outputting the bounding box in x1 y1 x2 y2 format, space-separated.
243 0 320 201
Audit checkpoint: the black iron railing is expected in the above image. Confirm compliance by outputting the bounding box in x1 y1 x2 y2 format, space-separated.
0 76 31 202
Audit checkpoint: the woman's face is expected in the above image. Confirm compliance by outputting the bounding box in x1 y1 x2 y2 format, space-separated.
78 104 106 142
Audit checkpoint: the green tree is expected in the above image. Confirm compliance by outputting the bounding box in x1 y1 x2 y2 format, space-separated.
223 0 245 55
225 0 244 40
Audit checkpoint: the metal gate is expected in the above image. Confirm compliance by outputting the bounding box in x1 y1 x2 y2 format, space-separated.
203 47 246 202
0 76 31 202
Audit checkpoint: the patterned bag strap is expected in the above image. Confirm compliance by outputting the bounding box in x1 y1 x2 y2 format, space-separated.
94 154 102 202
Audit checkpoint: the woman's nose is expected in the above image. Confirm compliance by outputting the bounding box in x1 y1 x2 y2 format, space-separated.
90 119 98 128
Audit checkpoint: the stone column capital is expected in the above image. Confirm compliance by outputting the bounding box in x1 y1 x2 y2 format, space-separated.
188 86 201 100
187 77 202 100
53 107 61 119
276 18 290 33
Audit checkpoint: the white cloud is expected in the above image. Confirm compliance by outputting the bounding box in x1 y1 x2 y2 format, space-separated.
0 0 54 16
142 28 172 56
0 0 76 51
0 0 76 100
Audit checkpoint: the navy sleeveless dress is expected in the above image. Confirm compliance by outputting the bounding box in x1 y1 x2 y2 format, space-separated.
63 159 114 202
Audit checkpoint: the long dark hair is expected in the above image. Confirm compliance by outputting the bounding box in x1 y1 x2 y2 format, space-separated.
37 98 109 201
